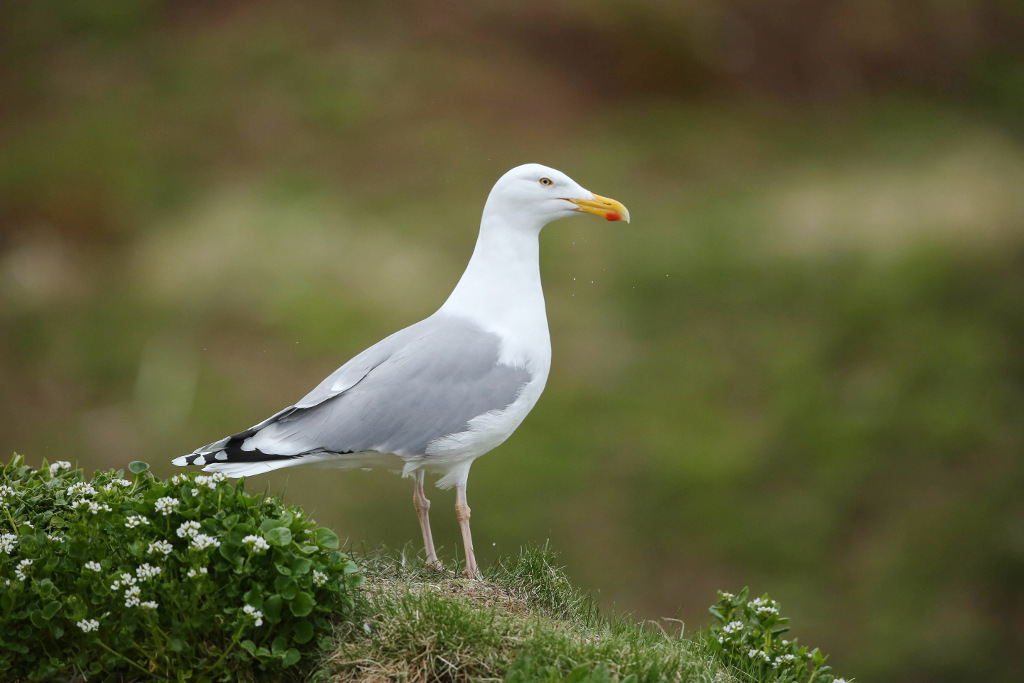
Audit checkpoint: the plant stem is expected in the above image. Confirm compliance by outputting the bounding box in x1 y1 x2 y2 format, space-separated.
203 624 245 675
94 639 152 677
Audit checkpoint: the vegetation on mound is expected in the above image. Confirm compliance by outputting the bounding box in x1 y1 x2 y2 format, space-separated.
0 456 360 681
1 456 850 682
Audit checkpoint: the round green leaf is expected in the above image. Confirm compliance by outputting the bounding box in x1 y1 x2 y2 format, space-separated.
128 461 150 474
312 527 339 549
264 526 292 546
282 648 301 666
289 591 315 617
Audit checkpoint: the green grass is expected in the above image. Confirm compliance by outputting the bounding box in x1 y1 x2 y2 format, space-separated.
320 545 755 683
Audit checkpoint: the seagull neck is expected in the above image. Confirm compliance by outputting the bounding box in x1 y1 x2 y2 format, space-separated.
440 215 547 329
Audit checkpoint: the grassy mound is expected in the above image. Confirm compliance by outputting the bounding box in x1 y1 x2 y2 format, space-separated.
323 546 848 683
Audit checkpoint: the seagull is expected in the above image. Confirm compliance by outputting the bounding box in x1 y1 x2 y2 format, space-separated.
173 163 629 577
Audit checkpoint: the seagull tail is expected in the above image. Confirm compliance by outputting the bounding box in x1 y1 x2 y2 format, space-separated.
173 426 308 479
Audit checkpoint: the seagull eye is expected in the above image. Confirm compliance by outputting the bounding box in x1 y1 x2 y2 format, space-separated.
539 177 553 186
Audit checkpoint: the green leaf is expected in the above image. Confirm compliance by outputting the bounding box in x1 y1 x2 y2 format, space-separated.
264 527 292 547
240 639 257 655
312 527 339 549
271 636 287 655
41 601 61 620
282 648 301 666
29 610 47 628
289 591 315 617
128 461 150 474
169 637 187 652
221 513 239 530
291 557 312 576
292 620 314 644
263 594 283 621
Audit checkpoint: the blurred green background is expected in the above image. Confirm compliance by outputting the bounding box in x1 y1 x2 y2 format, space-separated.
3 1 1024 680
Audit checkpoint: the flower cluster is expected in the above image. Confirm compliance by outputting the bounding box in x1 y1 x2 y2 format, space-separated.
242 604 264 627
186 567 209 578
84 561 102 572
49 461 72 476
15 558 33 581
136 563 162 580
73 499 112 514
241 534 270 552
312 570 328 586
76 618 100 633
0 483 17 501
190 533 221 550
176 521 201 538
749 596 779 617
717 620 745 644
1 533 16 555
194 472 228 490
66 482 97 498
148 540 173 556
125 515 150 529
154 496 179 515
102 479 132 492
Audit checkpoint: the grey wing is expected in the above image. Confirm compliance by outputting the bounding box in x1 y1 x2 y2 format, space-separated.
209 314 531 460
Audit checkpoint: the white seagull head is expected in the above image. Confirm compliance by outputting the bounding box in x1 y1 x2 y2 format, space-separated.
482 163 630 233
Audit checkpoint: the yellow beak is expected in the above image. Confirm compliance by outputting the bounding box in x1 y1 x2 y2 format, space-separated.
566 194 630 223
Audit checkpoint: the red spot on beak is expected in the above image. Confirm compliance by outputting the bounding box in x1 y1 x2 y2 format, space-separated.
606 212 622 221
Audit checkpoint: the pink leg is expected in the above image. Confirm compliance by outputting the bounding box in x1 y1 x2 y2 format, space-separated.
413 472 441 569
455 483 480 579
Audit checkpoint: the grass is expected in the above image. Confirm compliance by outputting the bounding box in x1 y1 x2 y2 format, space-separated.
321 544 733 683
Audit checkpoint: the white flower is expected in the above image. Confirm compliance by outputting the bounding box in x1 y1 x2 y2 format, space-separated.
125 515 150 529
720 591 735 601
154 497 179 516
124 585 142 607
191 488 199 497
102 479 132 492
190 533 220 550
147 540 173 556
49 461 72 476
176 521 201 538
22 520 34 529
749 597 779 617
241 535 270 552
46 533 64 543
14 558 33 581
242 604 264 627
84 561 102 572
110 572 138 591
194 472 227 490
73 499 111 515
140 600 158 610
186 567 209 578
66 482 97 498
136 563 162 581
721 620 745 636
0 484 17 501
76 618 100 633
1 533 17 555
312 570 328 586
